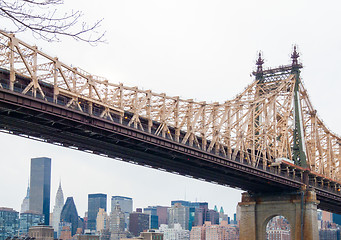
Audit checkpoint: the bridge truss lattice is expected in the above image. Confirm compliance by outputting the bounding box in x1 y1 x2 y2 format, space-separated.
0 30 340 181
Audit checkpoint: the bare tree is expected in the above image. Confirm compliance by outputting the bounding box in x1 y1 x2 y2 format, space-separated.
0 0 105 43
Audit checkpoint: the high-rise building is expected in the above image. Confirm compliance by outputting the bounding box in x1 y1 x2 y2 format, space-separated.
19 211 44 236
29 157 51 225
60 197 79 236
218 207 228 224
129 211 149 237
109 203 125 238
96 208 108 233
111 196 132 230
156 206 169 227
171 201 207 228
205 210 219 225
52 181 64 236
20 183 30 213
109 204 126 240
88 194 107 231
0 207 19 240
144 207 158 229
168 203 190 231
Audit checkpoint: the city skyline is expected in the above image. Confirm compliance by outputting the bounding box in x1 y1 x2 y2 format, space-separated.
1 0 341 224
0 132 242 218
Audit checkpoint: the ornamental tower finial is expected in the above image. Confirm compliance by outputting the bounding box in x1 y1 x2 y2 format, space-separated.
291 45 300 66
256 52 264 81
256 52 264 74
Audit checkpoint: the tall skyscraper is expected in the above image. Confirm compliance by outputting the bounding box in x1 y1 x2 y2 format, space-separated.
52 181 64 236
109 203 126 240
29 157 51 225
111 196 132 230
60 197 79 236
168 203 190 231
20 182 30 213
88 194 107 231
0 207 19 240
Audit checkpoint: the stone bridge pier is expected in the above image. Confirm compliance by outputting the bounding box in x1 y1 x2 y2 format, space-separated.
238 189 319 240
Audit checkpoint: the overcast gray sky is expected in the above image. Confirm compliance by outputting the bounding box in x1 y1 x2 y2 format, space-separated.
1 0 341 219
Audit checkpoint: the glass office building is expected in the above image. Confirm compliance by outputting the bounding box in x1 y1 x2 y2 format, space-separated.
0 208 19 240
29 157 51 225
60 197 79 236
19 211 44 236
87 194 107 231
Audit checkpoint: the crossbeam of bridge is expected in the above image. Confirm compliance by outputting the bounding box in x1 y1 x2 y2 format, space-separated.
0 31 341 213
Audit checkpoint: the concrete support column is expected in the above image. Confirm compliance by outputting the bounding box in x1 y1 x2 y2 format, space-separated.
238 189 319 240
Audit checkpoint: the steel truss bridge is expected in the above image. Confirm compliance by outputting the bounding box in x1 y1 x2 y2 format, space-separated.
0 31 341 213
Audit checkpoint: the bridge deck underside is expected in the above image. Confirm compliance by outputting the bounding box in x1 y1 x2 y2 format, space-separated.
0 88 341 214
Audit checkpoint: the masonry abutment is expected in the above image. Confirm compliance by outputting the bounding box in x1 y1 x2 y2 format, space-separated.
238 189 319 240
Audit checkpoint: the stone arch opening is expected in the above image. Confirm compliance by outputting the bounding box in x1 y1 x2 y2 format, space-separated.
265 215 291 240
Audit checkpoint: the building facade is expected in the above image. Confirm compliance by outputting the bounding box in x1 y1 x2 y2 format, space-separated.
168 203 190 231
159 223 190 240
111 196 132 230
266 216 290 240
129 211 149 237
190 226 205 240
29 157 51 225
88 194 107 231
121 231 163 240
96 208 109 233
156 206 169 227
28 225 54 240
109 203 125 240
60 197 79 236
52 181 64 236
189 221 239 240
20 184 30 213
59 224 72 240
19 211 44 236
144 207 159 229
205 210 219 226
171 201 209 229
0 207 19 240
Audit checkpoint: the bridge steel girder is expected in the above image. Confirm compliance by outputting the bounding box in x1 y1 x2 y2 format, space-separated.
1 88 341 214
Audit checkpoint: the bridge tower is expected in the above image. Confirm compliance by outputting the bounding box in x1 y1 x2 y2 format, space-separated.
239 48 319 240
238 188 319 240
291 46 308 168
